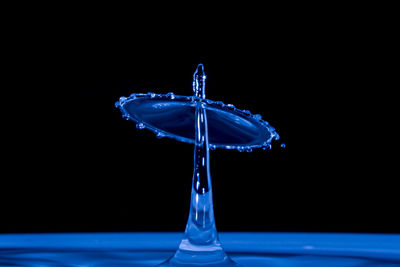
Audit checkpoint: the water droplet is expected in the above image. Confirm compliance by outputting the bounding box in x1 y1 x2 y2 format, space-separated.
136 123 145 129
281 143 286 148
166 92 175 99
209 144 216 150
118 96 127 105
262 144 272 151
237 147 245 152
245 148 253 152
147 92 156 98
156 132 165 139
254 114 262 120
242 110 251 115
122 114 130 120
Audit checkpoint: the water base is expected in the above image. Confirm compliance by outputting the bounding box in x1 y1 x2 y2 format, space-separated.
158 248 241 266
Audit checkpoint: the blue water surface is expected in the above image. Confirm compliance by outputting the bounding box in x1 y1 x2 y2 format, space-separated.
0 233 399 266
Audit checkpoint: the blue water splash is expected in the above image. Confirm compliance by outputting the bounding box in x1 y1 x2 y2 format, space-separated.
115 63 281 266
115 95 280 152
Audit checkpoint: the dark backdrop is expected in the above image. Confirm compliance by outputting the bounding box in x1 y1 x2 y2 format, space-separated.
2 6 397 234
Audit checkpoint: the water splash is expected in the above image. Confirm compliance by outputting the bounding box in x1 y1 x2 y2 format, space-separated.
115 94 280 151
114 63 282 266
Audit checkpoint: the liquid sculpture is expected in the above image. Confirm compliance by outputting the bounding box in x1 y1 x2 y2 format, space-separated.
116 64 279 266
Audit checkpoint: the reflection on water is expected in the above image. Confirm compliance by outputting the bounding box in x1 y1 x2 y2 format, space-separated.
1 249 399 267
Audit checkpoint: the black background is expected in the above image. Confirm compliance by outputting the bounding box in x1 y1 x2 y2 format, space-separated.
2 5 397 234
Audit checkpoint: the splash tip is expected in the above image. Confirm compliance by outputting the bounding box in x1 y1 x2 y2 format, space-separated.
194 63 206 78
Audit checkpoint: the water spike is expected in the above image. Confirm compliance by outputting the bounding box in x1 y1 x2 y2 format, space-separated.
193 63 206 99
175 63 225 264
136 123 145 129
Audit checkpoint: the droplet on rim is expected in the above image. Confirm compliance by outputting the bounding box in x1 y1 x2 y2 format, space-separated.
262 144 272 151
136 123 145 129
209 144 216 150
118 96 127 105
237 147 245 152
156 132 165 139
147 92 156 98
254 114 262 120
166 92 175 99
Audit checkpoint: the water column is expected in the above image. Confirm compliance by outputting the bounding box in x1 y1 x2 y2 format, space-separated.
161 64 239 266
173 64 226 262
